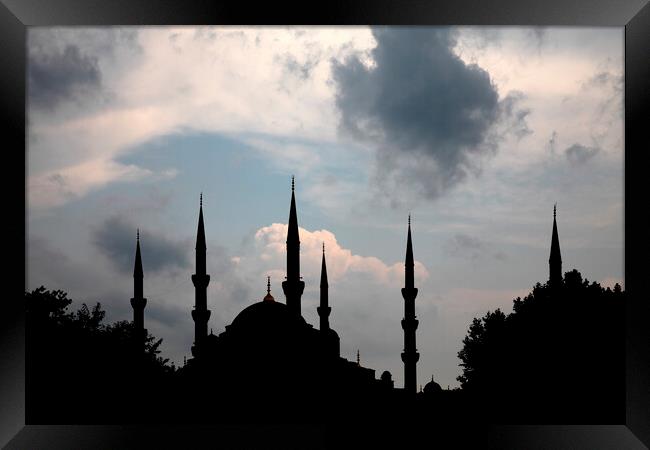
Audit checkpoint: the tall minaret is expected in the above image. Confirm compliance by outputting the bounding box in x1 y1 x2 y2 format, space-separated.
282 176 305 316
130 229 147 354
401 215 419 394
317 242 331 331
549 204 562 288
191 193 211 357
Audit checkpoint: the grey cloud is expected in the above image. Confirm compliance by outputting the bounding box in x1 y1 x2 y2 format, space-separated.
28 28 141 114
331 27 531 202
564 143 600 165
498 91 533 140
583 71 623 90
443 233 506 262
527 28 547 54
584 70 624 121
283 53 321 80
30 28 140 60
147 302 187 328
93 216 190 274
444 233 484 260
28 44 101 110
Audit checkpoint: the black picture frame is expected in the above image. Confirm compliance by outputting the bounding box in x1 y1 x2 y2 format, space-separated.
2 0 648 448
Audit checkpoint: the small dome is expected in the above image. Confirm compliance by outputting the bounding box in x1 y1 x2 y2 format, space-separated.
423 375 442 394
381 370 392 382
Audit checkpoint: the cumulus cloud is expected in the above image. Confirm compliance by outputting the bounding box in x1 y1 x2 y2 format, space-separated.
251 223 429 287
29 159 170 209
92 215 190 274
331 27 531 203
28 44 102 110
564 143 600 165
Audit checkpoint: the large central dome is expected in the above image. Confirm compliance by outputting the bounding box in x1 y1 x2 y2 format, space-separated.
229 300 307 332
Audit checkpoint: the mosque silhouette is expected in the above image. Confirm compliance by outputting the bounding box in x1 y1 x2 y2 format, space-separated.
126 177 564 423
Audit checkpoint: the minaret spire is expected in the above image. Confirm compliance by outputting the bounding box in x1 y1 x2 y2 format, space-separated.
133 229 143 297
282 176 305 315
191 194 211 357
401 215 419 394
549 203 562 288
130 230 147 355
195 193 207 275
405 214 414 290
317 242 331 331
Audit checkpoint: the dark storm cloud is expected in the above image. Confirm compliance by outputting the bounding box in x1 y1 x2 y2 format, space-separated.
93 216 190 274
564 143 600 165
28 44 101 110
331 27 530 201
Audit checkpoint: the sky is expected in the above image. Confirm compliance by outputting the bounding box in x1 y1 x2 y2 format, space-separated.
26 26 624 390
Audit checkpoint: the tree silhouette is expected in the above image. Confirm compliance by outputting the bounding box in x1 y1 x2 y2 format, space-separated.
457 270 625 423
25 286 175 423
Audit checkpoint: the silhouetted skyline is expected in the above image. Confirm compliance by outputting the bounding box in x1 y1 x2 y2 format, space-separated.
25 182 625 425
26 26 624 389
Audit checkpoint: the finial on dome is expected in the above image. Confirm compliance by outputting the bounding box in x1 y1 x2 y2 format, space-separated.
291 175 295 192
356 349 360 366
263 276 275 302
137 228 140 241
408 213 411 227
322 242 325 254
200 192 203 207
554 203 556 219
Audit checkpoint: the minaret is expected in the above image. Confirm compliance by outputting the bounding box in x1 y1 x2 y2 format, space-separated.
282 176 305 316
401 215 419 394
317 242 331 331
191 193 211 357
549 204 563 288
130 229 147 355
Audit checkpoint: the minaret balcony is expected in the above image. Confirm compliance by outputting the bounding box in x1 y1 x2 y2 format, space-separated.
401 351 420 363
191 273 211 288
401 317 419 330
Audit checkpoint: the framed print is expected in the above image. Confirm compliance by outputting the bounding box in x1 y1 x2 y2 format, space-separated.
3 0 649 448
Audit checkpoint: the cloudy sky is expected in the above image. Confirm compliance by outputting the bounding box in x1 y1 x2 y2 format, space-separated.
26 26 623 389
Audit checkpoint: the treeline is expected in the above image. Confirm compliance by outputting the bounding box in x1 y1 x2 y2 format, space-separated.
456 269 625 423
26 287 175 423
25 268 626 425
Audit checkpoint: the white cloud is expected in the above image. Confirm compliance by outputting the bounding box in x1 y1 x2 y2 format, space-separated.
29 159 153 208
28 27 376 210
251 223 429 287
